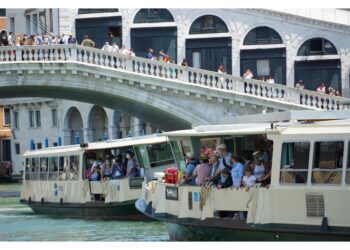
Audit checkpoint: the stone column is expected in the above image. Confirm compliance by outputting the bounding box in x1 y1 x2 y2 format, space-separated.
62 129 70 145
83 127 92 143
133 117 141 137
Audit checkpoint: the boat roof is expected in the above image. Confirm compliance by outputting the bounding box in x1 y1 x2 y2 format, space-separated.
87 134 167 150
163 123 277 137
23 134 167 157
23 144 83 157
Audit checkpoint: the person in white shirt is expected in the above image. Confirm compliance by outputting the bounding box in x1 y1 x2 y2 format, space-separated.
120 45 129 55
266 74 275 84
242 166 257 189
110 42 119 53
316 83 326 94
7 32 14 46
102 42 112 52
243 69 254 79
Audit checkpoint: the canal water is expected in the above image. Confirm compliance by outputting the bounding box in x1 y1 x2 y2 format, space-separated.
0 183 169 241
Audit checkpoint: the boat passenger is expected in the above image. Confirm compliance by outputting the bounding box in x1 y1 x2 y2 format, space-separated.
217 144 232 183
126 152 140 178
252 151 265 180
112 158 125 179
182 152 197 185
192 154 211 186
217 168 233 189
242 166 257 189
101 160 112 181
205 154 221 185
91 162 101 181
230 154 244 189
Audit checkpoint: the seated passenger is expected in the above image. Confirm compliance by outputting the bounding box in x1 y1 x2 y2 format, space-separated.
192 153 211 186
242 166 257 190
126 152 140 178
217 168 232 189
231 154 244 189
252 151 265 181
182 152 197 185
112 158 125 179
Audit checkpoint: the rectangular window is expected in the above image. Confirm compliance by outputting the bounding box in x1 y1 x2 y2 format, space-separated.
37 143 42 149
146 142 175 168
51 109 57 127
25 158 31 180
312 141 343 185
192 51 201 68
29 110 35 128
26 15 31 34
31 158 40 181
40 157 48 180
15 143 20 155
13 111 19 129
48 157 58 180
58 156 69 181
280 142 309 184
69 155 80 180
346 142 350 185
10 17 15 34
53 142 58 147
257 59 270 77
35 110 41 127
4 108 11 126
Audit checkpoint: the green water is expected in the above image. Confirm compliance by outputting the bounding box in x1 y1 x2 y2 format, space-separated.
0 183 169 241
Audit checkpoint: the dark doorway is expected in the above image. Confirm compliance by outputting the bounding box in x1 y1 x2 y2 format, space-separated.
294 59 341 92
186 37 232 74
131 27 177 62
240 48 286 84
75 16 122 49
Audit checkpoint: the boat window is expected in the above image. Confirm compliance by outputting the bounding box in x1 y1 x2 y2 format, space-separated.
347 142 350 185
69 155 79 181
170 140 186 171
146 142 175 168
40 157 48 181
280 142 309 184
200 138 220 156
58 156 69 181
31 158 40 181
48 157 58 181
25 158 31 180
312 141 343 185
134 146 149 168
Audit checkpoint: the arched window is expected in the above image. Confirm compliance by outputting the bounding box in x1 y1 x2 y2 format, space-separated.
189 15 229 34
133 9 174 23
297 38 338 56
78 9 119 15
243 26 283 45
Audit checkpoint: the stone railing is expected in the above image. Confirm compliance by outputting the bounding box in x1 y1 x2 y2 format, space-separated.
0 44 348 110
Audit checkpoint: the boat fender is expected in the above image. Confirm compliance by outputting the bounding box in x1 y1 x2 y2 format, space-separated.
41 198 44 205
28 197 32 204
60 198 63 206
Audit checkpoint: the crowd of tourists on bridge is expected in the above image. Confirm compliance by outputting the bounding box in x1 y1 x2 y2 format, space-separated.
180 141 272 190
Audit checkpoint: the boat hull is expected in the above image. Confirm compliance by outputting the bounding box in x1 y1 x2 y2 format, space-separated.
136 198 350 241
21 199 148 220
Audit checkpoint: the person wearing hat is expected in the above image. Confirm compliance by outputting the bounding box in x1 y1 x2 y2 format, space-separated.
183 152 197 185
252 150 266 180
217 144 232 183
192 153 211 186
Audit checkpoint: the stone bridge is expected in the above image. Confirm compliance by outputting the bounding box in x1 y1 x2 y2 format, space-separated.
0 45 349 130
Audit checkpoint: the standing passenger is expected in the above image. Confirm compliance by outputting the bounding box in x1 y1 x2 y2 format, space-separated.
230 154 244 188
192 154 211 186
217 144 232 183
252 151 265 180
126 152 139 178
